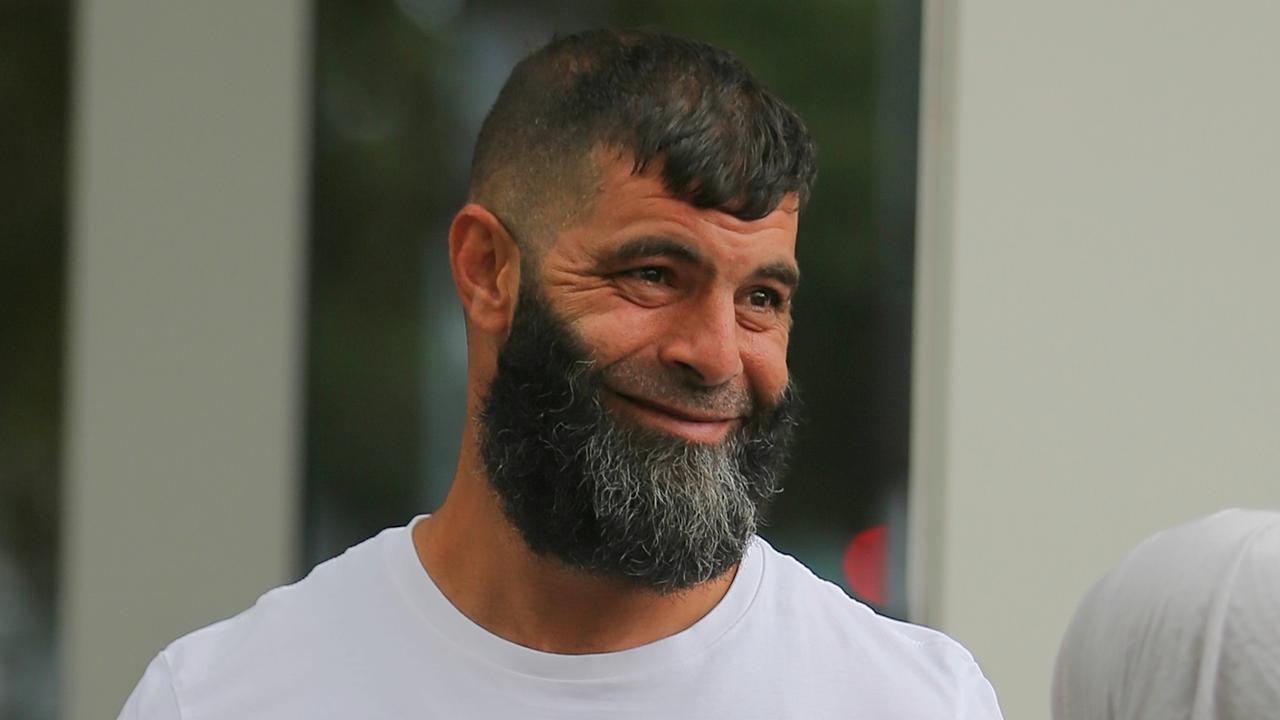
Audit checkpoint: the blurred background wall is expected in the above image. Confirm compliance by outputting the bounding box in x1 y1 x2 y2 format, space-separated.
0 1 1277 719
58 3 310 720
911 2 1280 718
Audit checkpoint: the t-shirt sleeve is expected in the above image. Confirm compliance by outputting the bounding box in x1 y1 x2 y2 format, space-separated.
955 659 1004 720
117 653 183 720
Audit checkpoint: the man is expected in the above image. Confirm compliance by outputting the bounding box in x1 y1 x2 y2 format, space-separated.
121 29 1002 718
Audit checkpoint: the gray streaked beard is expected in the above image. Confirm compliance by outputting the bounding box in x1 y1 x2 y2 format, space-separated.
583 425 764 588
479 286 798 594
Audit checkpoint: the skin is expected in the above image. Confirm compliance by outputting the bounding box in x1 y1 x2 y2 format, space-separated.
414 152 800 654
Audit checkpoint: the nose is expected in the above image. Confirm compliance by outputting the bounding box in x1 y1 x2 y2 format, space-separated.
657 292 744 387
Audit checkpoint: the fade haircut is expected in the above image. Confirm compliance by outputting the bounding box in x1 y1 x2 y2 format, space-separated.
467 28 818 253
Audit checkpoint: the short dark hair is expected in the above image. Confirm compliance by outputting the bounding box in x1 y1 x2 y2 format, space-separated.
468 28 817 247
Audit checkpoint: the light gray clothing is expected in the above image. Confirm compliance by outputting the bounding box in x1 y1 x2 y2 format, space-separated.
1052 508 1280 720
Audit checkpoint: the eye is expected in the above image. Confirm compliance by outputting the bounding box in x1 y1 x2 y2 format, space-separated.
611 265 682 307
627 266 670 285
745 287 784 310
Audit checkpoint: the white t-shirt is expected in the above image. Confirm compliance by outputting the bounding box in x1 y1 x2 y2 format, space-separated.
120 518 1003 719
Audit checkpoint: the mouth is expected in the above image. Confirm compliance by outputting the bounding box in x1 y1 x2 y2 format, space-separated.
603 389 741 444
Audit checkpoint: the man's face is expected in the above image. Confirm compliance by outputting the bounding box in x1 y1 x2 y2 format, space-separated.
538 154 799 433
478 155 802 593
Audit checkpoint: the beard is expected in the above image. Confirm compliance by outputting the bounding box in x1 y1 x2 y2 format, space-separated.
478 287 799 594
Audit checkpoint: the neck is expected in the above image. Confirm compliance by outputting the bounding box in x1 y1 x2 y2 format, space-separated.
412 423 737 654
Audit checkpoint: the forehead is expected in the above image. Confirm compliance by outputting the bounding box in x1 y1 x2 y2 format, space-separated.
549 154 800 267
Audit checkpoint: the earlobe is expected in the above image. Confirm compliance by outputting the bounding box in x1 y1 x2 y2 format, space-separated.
448 204 521 335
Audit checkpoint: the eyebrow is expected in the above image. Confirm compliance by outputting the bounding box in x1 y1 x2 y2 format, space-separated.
605 236 706 266
603 235 800 291
754 262 801 291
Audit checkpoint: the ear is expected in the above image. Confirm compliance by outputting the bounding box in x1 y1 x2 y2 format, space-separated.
448 204 522 336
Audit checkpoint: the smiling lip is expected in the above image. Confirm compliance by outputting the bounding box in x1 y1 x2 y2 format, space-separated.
605 390 741 443
616 392 736 423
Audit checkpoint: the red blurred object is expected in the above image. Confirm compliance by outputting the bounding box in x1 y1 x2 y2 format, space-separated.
843 525 887 606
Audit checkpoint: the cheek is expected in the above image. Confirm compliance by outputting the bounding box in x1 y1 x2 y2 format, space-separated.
570 306 662 362
741 331 790 399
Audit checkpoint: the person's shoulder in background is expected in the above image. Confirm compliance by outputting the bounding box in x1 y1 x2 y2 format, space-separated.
1053 508 1280 720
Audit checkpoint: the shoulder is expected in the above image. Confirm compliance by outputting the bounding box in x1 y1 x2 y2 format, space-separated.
747 537 1002 716
118 653 182 719
133 525 407 714
753 537 965 652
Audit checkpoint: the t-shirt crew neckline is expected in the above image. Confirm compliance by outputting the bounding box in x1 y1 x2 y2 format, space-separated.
382 515 766 683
